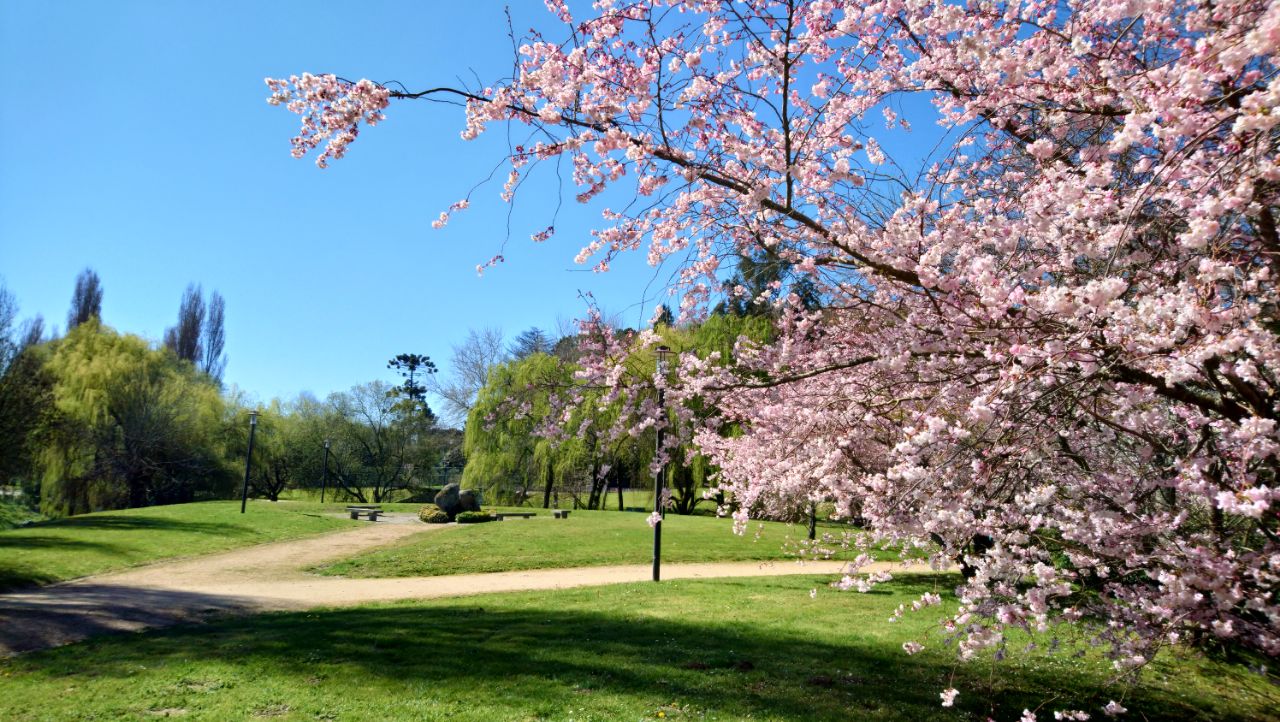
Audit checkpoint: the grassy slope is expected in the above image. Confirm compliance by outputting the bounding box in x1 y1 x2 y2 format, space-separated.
1 576 1274 721
317 508 873 578
0 501 360 591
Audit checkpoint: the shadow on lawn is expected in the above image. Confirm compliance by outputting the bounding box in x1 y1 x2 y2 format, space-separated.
0 534 126 551
0 584 261 657
24 515 257 537
0 536 131 592
7 576 1265 721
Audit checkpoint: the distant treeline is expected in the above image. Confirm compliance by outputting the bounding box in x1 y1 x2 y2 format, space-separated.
0 270 461 516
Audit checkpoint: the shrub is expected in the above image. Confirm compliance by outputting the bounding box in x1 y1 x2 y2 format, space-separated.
0 498 43 530
456 511 494 524
418 507 450 524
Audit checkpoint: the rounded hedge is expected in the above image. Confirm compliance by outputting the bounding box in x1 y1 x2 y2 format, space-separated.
456 511 494 524
418 507 451 524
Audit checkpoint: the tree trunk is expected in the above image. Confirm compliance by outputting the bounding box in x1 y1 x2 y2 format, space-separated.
587 457 601 510
960 534 995 580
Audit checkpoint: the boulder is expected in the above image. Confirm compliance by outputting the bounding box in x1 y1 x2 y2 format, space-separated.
434 483 462 520
459 489 481 513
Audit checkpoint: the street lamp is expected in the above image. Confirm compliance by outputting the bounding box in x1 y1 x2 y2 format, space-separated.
653 344 674 582
239 410 259 514
320 439 331 504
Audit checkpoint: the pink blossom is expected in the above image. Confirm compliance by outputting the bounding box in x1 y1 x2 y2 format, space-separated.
271 0 1280 712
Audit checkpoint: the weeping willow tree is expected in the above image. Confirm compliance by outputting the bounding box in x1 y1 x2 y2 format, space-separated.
462 352 572 506
463 348 659 509
649 313 776 515
463 314 775 512
37 321 233 515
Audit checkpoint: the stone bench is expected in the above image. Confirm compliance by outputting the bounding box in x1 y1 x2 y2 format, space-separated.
552 510 571 519
346 505 382 521
494 512 536 520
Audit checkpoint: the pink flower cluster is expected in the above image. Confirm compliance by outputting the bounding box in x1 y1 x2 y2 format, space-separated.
265 74 390 168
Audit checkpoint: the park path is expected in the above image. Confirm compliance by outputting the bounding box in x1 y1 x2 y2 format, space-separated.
0 514 900 657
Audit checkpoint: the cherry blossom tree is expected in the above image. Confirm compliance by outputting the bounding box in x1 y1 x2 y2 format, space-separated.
267 0 1280 710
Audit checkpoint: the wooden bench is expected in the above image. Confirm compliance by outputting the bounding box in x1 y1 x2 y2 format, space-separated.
494 512 536 520
552 510 571 519
346 505 382 521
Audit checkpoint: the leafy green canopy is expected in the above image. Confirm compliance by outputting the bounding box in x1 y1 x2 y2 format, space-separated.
37 321 233 516
462 314 775 512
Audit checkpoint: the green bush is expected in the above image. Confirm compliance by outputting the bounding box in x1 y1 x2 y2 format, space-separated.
418 507 450 524
456 511 493 524
0 499 43 530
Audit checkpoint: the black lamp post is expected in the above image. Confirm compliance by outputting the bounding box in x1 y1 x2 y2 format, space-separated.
239 410 258 514
652 345 673 582
320 439 331 504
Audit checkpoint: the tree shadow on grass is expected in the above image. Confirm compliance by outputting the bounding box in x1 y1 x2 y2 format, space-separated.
0 536 131 592
4 577 1267 722
0 568 60 593
23 515 257 537
0 535 126 551
0 584 262 656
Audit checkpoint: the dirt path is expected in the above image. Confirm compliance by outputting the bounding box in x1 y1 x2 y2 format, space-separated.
0 515 914 657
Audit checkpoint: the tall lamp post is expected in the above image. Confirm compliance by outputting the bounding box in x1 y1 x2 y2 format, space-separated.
320 439 331 503
240 410 258 514
652 345 673 582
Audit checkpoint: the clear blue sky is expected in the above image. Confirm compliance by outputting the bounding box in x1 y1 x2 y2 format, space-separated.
0 1 673 407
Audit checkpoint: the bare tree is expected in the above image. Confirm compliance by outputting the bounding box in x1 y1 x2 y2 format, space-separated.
0 283 17 375
17 315 44 350
427 327 506 427
67 268 103 329
201 291 226 381
326 381 420 503
164 283 205 363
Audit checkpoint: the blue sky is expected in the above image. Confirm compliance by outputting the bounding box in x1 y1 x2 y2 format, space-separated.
0 1 673 407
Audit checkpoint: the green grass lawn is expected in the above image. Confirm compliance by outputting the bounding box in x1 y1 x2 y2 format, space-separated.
1 575 1273 721
317 508 894 578
0 501 363 592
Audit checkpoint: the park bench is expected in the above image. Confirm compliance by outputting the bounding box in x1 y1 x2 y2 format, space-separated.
552 510 571 519
494 512 536 520
346 505 382 521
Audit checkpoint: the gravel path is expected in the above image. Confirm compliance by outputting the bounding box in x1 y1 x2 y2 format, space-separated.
0 514 898 656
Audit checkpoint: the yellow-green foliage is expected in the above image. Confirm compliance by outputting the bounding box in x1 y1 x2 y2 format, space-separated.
462 353 570 504
37 321 233 516
462 314 776 511
418 506 450 523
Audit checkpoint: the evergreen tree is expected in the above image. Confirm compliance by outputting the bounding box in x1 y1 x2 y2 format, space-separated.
387 353 437 423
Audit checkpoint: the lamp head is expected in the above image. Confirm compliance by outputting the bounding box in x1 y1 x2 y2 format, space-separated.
655 345 673 373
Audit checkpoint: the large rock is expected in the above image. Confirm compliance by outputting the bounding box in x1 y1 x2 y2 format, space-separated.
434 483 462 520
435 483 483 520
